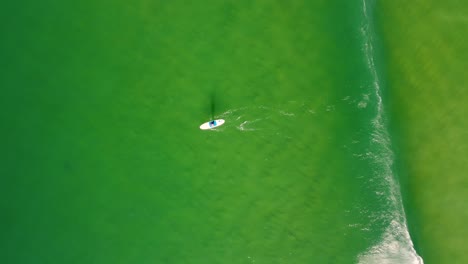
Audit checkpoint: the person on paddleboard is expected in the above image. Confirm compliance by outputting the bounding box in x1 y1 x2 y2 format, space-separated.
200 119 224 130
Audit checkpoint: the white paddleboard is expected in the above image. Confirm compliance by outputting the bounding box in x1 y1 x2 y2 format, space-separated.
200 119 225 130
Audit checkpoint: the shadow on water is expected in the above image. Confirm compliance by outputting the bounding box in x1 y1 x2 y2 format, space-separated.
203 87 227 121
208 90 226 120
210 91 216 120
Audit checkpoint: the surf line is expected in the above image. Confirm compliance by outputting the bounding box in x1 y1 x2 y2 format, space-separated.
357 0 424 263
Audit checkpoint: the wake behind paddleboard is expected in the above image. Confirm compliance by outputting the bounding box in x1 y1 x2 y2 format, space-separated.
200 119 225 130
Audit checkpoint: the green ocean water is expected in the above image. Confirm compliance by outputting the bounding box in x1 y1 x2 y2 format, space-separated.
377 1 468 263
3 0 465 263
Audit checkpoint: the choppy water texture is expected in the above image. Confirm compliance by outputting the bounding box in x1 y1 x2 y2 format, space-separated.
1 0 464 263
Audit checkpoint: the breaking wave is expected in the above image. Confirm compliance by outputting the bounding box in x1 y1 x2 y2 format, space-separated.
357 0 423 263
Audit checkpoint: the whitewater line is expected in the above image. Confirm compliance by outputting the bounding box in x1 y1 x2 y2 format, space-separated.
357 0 424 263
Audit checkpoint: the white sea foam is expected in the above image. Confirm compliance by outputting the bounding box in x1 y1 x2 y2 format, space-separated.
279 110 295 116
358 101 368 109
326 105 335 112
216 104 299 133
238 119 262 131
218 106 248 117
358 221 424 264
357 0 423 263
358 93 370 108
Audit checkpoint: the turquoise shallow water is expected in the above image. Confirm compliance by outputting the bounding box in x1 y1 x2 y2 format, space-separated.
1 0 424 263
